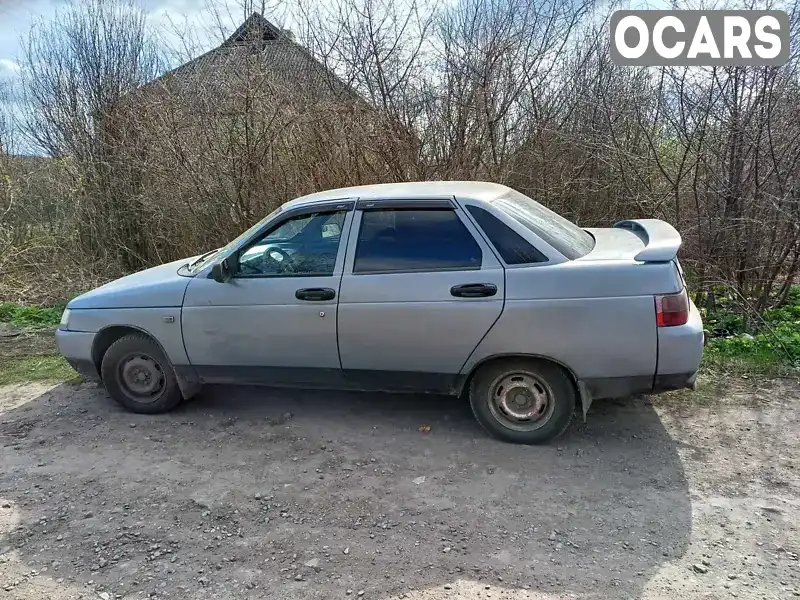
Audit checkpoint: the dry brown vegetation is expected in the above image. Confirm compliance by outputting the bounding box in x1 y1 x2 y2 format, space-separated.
1 0 799 312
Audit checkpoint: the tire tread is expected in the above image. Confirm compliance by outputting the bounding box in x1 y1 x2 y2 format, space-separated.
468 358 575 444
100 333 182 414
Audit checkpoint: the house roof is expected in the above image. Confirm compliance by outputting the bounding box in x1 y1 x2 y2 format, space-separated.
154 13 360 103
222 11 284 45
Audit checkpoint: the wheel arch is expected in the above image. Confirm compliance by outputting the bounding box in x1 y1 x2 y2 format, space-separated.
92 325 200 400
460 353 582 405
91 325 168 377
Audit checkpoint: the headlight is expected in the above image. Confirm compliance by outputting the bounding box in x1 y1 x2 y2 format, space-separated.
59 309 71 330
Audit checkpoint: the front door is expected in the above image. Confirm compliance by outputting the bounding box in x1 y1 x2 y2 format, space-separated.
336 200 505 393
182 207 352 386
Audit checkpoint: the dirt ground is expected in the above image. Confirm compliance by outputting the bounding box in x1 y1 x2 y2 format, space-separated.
0 378 798 600
0 325 56 359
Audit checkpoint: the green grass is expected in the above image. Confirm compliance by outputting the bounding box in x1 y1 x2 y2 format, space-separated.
702 354 779 377
0 302 76 384
701 285 800 376
0 302 64 328
0 355 77 386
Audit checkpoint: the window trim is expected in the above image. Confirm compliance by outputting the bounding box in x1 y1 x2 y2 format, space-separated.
352 264 482 277
356 198 454 210
346 205 488 276
231 208 351 279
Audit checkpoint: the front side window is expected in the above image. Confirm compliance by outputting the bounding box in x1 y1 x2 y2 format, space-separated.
236 210 346 277
354 208 482 274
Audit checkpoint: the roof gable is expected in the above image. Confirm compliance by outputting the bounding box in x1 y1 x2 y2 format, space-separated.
137 12 370 108
222 13 283 48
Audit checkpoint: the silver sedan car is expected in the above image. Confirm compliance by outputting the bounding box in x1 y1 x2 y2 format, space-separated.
57 182 704 444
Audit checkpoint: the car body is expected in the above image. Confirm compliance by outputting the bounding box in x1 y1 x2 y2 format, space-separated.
57 181 704 444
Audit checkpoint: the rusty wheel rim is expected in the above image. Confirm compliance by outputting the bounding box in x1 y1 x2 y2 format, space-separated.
488 371 555 432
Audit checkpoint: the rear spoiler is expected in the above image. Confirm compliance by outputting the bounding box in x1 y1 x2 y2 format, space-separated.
613 219 682 262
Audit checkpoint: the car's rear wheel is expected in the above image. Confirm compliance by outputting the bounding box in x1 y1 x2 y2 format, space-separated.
469 359 575 444
100 333 182 414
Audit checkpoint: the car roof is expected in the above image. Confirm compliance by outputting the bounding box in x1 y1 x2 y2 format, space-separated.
283 181 513 210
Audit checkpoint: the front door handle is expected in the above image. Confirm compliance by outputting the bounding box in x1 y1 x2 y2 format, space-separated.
450 283 498 298
295 287 336 301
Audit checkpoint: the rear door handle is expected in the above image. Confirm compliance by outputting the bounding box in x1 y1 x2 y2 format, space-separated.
450 283 498 298
295 287 336 301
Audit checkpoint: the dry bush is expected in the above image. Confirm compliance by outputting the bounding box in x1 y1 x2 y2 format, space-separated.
103 30 416 266
0 152 115 304
2 0 799 316
17 0 164 275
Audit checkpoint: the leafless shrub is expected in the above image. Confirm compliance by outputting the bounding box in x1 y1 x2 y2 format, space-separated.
18 0 164 272
2 0 799 315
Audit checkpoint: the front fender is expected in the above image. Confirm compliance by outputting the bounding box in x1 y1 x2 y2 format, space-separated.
70 308 189 367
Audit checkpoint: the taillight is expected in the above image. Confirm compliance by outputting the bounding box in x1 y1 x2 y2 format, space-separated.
655 289 689 327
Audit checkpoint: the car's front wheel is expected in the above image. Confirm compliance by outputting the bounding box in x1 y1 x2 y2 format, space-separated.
469 359 575 444
100 333 182 414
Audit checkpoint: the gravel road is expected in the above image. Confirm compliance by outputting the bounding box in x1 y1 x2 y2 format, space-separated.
0 379 798 599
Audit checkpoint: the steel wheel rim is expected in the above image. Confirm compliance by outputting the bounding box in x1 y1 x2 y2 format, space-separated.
119 353 166 403
487 370 555 432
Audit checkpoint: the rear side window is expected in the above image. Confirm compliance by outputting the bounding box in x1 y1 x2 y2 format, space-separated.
466 205 547 264
354 208 482 273
493 189 595 259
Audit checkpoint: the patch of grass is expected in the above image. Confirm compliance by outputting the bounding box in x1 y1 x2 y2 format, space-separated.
0 302 65 329
0 355 77 386
700 350 780 377
657 369 778 408
659 374 726 406
700 284 800 376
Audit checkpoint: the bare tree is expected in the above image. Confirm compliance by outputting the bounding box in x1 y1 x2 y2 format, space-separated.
20 0 162 158
4 0 800 317
18 0 163 269
0 80 16 242
0 80 11 157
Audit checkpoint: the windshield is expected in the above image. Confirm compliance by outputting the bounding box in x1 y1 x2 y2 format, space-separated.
186 206 283 274
493 190 595 259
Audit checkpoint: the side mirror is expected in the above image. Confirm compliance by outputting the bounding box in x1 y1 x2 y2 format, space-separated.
211 258 233 283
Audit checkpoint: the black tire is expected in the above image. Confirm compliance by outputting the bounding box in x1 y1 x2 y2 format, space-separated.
469 359 575 444
100 333 182 414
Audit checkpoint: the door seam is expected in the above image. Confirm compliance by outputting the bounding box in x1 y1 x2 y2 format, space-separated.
335 204 360 370
453 196 507 377
457 266 507 377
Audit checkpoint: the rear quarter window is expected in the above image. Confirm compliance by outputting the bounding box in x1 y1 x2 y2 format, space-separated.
466 205 547 264
493 190 595 260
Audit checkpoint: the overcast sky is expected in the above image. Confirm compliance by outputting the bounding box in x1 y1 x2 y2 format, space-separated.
0 0 293 151
0 0 290 88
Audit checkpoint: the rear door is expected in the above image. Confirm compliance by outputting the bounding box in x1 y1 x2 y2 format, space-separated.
337 199 505 392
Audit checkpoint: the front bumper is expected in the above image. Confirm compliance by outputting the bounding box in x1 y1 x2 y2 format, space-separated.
56 329 100 380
